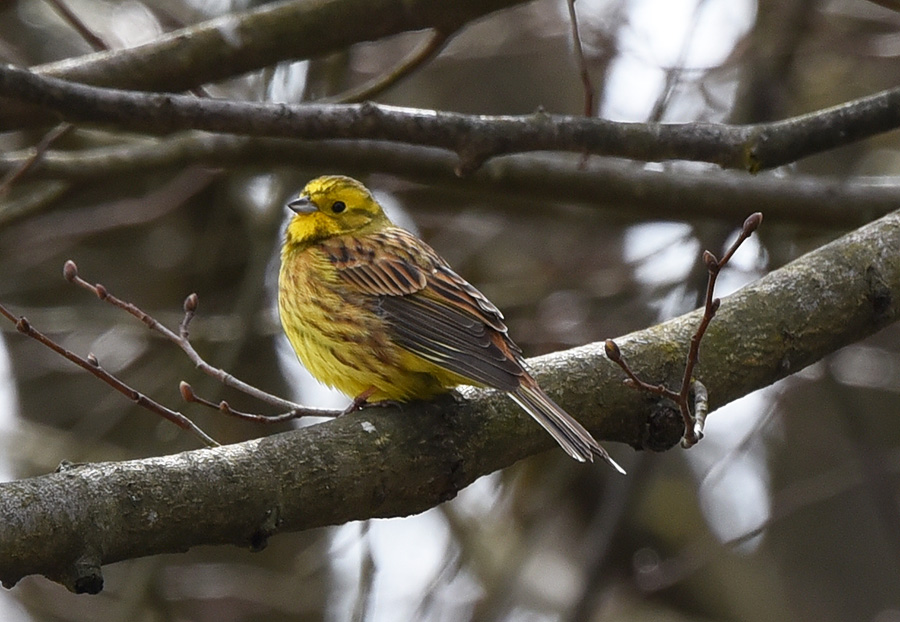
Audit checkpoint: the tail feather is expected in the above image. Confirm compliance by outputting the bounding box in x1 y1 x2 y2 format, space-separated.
509 384 626 474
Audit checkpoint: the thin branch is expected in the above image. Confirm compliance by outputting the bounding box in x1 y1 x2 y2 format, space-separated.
647 0 708 122
4 64 900 172
63 260 339 419
0 299 218 447
44 0 107 51
566 0 594 118
324 29 451 104
605 212 764 446
0 122 73 198
179 382 324 424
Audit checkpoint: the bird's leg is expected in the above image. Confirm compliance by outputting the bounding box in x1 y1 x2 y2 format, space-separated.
341 387 406 415
338 386 404 415
341 386 378 415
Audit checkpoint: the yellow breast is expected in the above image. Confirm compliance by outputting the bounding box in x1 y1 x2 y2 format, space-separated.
278 244 461 401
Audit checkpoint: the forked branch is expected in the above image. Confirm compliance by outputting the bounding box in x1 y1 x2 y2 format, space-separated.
62 260 341 421
605 212 763 447
0 295 218 447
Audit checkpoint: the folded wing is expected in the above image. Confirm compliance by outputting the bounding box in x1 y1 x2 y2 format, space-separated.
320 228 524 391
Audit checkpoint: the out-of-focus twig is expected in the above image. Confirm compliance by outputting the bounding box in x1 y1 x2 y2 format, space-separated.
0 123 73 199
0 0 103 198
323 29 451 104
44 0 108 51
566 0 594 118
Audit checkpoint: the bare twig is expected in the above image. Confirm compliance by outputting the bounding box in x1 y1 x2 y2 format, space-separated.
605 212 763 447
44 0 108 51
0 299 219 447
179 381 324 424
566 0 594 118
324 29 451 104
0 0 104 198
647 0 708 122
604 339 680 402
0 123 73 198
63 260 340 419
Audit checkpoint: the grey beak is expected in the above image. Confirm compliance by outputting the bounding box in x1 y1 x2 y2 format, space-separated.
287 196 317 214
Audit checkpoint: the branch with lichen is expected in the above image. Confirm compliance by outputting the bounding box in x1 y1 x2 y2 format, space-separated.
0 206 897 593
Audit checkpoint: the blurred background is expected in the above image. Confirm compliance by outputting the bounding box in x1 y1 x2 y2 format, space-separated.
1 0 900 620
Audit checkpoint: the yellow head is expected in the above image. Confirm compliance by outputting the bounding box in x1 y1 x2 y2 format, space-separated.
283 175 391 250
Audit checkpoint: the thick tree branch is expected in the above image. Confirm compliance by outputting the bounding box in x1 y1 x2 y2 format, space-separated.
0 0 527 130
21 0 528 93
1 65 899 172
1 207 897 592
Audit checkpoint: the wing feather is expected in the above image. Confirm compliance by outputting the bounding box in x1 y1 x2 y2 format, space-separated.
319 228 523 391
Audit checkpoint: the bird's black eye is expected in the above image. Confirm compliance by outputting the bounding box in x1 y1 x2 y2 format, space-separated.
331 201 346 213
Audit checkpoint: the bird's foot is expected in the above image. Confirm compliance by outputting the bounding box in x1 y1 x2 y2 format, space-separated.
340 387 402 415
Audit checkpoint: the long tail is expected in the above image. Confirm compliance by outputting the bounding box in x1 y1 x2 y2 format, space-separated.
508 382 625 474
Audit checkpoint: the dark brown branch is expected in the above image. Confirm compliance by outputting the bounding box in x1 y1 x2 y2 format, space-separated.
0 134 896 229
3 65 900 172
1 205 897 592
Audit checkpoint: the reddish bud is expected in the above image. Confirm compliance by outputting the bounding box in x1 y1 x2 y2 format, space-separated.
95 284 108 300
63 260 78 282
604 339 621 361
87 353 99 367
179 381 194 402
743 212 763 234
184 293 199 314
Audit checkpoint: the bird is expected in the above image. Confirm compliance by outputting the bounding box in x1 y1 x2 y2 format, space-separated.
278 175 623 472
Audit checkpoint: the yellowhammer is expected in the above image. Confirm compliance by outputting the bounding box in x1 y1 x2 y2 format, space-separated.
278 175 623 471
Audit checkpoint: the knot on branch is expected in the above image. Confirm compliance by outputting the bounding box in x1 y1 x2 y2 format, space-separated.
639 403 684 452
67 554 104 594
865 265 893 321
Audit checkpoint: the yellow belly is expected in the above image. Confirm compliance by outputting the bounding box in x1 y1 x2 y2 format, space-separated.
278 247 465 401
